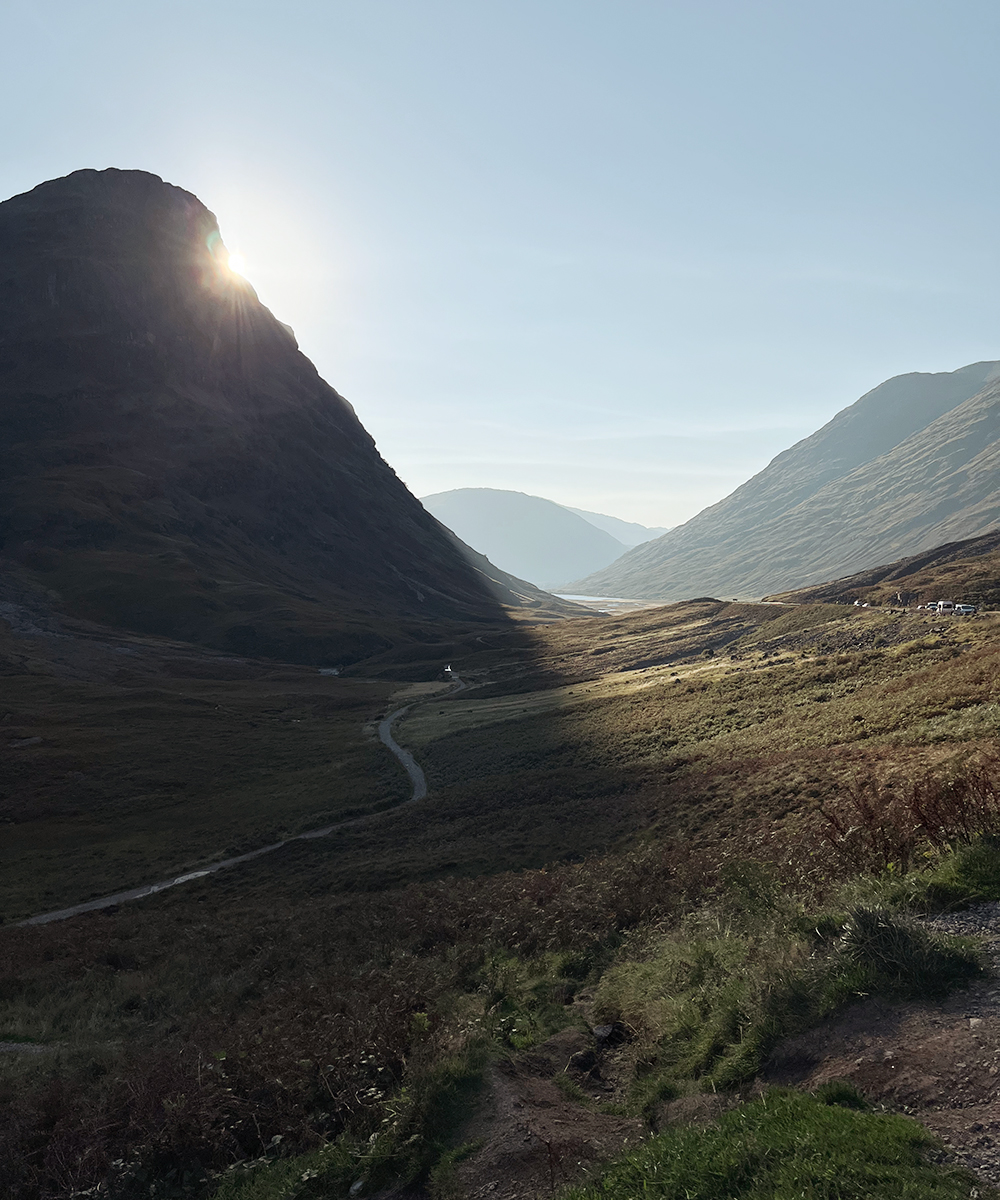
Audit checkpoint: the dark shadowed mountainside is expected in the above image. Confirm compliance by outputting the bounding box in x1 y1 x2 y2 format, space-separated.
569 361 1000 600
420 487 629 588
766 528 1000 609
0 169 579 665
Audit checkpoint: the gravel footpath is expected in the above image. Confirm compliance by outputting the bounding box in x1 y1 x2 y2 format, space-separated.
919 901 1000 950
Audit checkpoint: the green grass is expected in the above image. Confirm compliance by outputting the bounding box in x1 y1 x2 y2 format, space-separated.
0 656 407 919
7 599 1000 1197
592 877 981 1103
847 837 1000 911
928 838 1000 902
836 906 981 997
208 1040 492 1200
561 1088 994 1199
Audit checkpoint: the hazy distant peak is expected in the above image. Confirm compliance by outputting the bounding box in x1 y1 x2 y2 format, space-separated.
562 505 670 546
420 488 630 589
423 487 538 505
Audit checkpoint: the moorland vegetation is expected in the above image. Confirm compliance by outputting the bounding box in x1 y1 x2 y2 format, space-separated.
5 592 1000 1198
768 526 1000 612
4 166 1000 1200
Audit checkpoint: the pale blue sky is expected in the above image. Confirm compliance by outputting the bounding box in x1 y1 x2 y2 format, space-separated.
3 1 1000 525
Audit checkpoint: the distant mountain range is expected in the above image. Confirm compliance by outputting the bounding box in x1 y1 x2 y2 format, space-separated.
561 506 670 547
420 488 668 589
569 360 1000 600
0 169 579 666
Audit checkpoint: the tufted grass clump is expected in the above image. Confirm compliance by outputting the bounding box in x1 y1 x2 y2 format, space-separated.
211 1039 491 1200
835 906 981 999
591 867 981 1108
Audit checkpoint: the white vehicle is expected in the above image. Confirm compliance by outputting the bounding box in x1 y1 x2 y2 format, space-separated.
954 604 977 615
934 600 955 614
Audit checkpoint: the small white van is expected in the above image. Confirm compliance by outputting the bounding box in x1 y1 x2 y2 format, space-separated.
935 601 955 614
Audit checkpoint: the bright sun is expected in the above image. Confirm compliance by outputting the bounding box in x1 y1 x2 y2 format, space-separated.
227 252 247 276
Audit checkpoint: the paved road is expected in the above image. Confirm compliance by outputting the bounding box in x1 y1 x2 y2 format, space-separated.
16 674 465 927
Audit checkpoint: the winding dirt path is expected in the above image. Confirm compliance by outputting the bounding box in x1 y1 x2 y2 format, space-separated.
15 673 466 928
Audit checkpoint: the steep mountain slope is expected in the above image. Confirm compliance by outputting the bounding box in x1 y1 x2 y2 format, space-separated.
0 169 573 664
570 361 1000 600
420 487 628 588
563 505 669 546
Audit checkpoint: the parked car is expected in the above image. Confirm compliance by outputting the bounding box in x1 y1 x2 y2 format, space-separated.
955 604 977 615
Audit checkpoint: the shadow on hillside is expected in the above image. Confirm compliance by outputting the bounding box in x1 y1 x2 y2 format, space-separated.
256 599 759 897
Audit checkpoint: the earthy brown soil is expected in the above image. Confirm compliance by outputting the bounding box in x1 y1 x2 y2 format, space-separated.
453 907 1000 1198
450 1025 642 1200
761 902 1000 1186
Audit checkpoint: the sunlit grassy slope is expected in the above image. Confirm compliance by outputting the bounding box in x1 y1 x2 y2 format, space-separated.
5 592 1000 1195
7 596 1000 918
389 599 1000 871
767 527 1000 608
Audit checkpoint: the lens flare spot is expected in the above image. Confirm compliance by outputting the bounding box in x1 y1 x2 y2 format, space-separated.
227 252 247 276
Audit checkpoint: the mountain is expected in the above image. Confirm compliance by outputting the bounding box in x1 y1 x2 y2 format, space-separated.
0 169 578 665
569 360 1000 600
562 506 670 546
766 528 1000 609
420 488 629 589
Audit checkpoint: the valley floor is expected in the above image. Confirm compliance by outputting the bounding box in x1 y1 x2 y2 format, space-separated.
4 596 1000 1197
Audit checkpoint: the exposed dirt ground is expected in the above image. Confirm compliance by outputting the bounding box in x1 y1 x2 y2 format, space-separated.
453 907 1000 1199
761 902 1000 1186
451 1024 642 1200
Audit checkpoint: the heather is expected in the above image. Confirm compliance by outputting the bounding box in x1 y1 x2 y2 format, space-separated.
5 601 1000 1197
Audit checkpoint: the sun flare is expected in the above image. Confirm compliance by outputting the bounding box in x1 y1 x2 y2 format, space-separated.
227 252 247 276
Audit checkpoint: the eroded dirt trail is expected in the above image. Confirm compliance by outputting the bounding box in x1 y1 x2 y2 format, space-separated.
762 902 1000 1185
451 1021 642 1200
376 674 467 802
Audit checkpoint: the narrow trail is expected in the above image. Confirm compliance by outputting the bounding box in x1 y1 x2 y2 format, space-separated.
15 673 466 928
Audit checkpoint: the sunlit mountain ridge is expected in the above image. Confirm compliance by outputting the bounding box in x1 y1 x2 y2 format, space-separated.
570 360 1000 599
